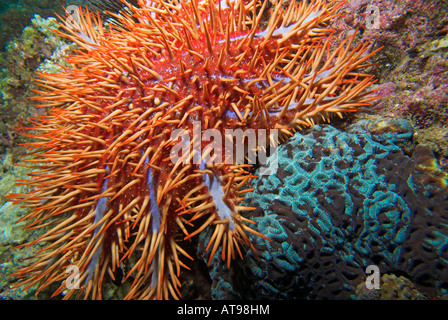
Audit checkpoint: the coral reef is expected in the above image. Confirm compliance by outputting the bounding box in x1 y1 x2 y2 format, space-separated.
0 152 38 299
0 14 74 159
200 118 448 300
0 0 447 301
332 0 448 167
0 14 74 300
0 0 91 52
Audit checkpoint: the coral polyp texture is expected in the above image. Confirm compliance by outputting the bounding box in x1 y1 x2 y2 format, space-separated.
207 119 448 299
8 0 379 299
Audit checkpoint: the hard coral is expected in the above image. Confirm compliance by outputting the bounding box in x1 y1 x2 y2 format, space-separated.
203 118 448 299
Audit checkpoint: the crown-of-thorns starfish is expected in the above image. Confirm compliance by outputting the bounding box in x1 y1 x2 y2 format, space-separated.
9 0 379 299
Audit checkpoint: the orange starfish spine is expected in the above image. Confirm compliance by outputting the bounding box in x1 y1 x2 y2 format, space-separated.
9 0 379 300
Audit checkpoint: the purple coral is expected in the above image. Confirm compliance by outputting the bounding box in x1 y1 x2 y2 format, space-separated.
331 0 448 164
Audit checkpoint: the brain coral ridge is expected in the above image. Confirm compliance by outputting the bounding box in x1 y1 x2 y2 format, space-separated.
198 118 448 300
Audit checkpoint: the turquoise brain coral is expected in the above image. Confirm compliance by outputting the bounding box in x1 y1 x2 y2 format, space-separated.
200 118 448 299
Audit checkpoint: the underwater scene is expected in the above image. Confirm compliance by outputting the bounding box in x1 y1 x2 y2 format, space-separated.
0 0 447 301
